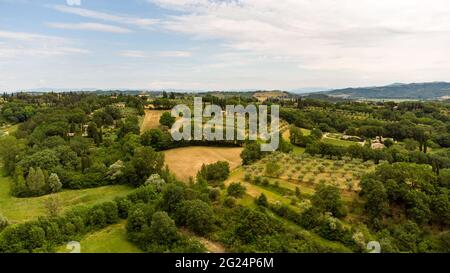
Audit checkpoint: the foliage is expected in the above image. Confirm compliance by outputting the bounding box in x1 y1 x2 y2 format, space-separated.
227 182 246 198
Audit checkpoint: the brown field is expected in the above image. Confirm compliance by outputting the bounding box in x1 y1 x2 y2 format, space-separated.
164 146 243 181
140 110 167 133
253 91 288 102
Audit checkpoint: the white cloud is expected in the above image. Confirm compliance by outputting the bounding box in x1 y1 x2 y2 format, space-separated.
47 22 132 33
66 0 81 6
51 5 159 29
118 50 192 58
119 50 148 58
0 30 65 42
0 30 89 59
147 0 450 87
158 51 192 57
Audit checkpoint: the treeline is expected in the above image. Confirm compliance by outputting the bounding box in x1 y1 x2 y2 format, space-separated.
141 128 244 151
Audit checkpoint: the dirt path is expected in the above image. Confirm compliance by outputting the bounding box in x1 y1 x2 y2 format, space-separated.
180 228 226 253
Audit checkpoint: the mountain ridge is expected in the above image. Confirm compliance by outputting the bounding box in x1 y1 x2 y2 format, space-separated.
314 81 450 100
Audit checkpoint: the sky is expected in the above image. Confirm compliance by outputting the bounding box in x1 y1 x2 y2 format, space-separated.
1 0 450 91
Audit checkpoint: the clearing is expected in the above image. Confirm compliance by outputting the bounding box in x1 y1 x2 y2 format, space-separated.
164 146 243 182
57 221 142 253
0 175 133 224
140 110 167 133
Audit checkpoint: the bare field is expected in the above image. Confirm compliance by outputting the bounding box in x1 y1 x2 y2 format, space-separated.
140 110 167 133
164 146 243 181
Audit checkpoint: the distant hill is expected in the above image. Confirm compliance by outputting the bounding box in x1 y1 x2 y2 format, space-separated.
316 82 450 100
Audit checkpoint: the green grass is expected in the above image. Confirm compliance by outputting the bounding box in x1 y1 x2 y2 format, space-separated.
56 221 142 253
0 124 19 137
322 137 356 147
292 146 305 154
0 175 134 224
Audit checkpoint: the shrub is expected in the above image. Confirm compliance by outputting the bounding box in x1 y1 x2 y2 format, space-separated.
0 214 8 231
177 200 214 236
209 188 221 202
255 193 268 207
227 182 246 198
197 161 230 184
224 197 237 208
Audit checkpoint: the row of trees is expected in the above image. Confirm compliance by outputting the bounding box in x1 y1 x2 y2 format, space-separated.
303 141 450 174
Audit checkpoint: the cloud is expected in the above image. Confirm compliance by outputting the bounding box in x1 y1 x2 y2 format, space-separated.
147 0 450 81
0 30 89 59
0 30 65 42
66 0 81 6
47 22 132 33
158 51 192 57
51 5 159 29
118 50 148 58
118 50 192 58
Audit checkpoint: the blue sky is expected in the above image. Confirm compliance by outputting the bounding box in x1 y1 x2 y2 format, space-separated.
1 0 450 91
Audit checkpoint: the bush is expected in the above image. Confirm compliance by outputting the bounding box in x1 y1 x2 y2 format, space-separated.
115 197 133 219
312 182 347 218
0 214 8 231
224 197 237 208
255 194 268 207
227 182 246 198
176 200 214 236
197 161 230 184
208 188 221 202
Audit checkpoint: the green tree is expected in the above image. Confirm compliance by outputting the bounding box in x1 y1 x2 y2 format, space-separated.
178 200 214 235
255 193 268 207
312 182 347 218
141 129 171 150
118 116 140 138
0 213 8 231
289 126 303 145
241 142 263 165
159 112 176 127
125 147 165 187
12 166 27 197
404 138 419 151
0 136 24 175
227 182 246 198
160 183 186 213
265 161 281 178
310 128 323 140
196 161 230 184
148 211 180 245
44 195 61 217
87 122 102 145
405 190 431 225
26 167 47 196
48 173 62 193
361 178 389 227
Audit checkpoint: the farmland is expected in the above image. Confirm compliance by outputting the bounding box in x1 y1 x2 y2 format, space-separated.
140 110 168 133
164 146 243 181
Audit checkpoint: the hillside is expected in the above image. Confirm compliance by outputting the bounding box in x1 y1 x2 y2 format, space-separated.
316 82 450 100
